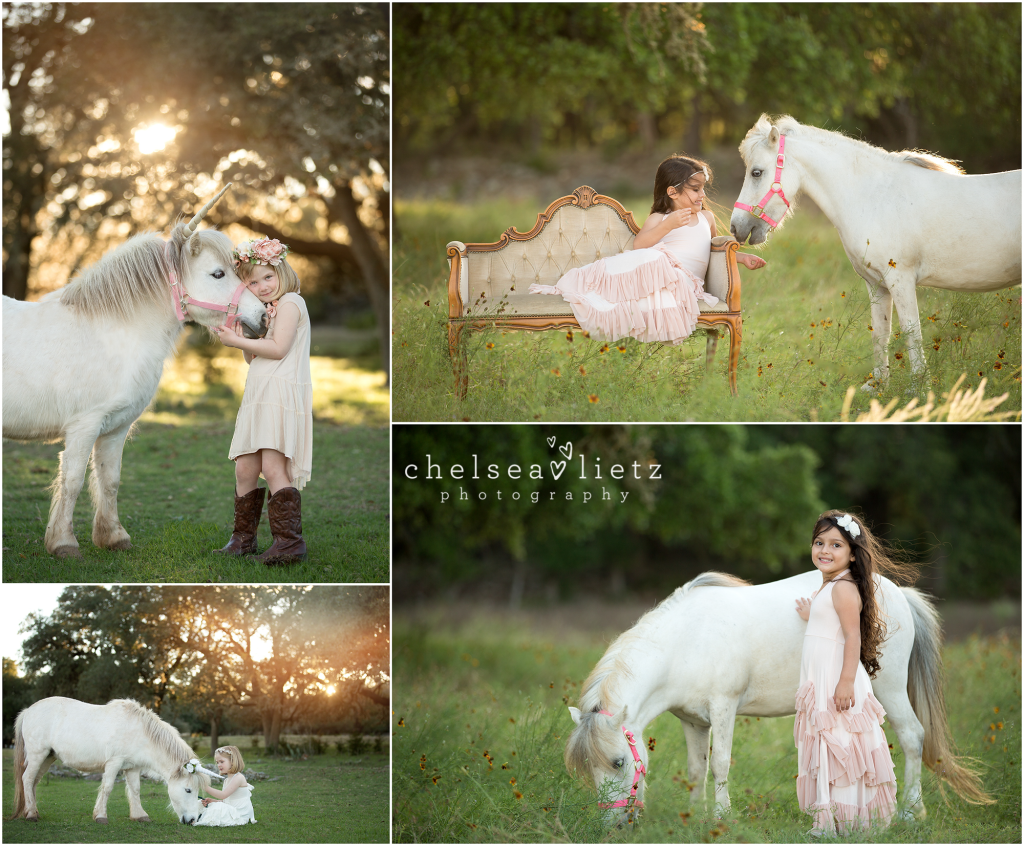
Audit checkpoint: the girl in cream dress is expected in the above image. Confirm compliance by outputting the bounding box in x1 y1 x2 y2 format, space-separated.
212 238 312 565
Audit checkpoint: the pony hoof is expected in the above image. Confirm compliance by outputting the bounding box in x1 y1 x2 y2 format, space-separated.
106 538 132 550
95 817 108 824
26 814 39 822
52 545 83 559
133 815 152 822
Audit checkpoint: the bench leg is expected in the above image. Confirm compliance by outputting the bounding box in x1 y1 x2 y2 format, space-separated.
448 323 469 400
726 319 742 397
705 328 720 372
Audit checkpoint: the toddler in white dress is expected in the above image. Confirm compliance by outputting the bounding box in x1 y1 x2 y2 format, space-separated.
196 744 257 826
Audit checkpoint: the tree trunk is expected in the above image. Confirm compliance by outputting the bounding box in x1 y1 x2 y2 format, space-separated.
637 111 658 153
685 92 702 155
209 713 220 753
328 182 391 383
264 708 283 752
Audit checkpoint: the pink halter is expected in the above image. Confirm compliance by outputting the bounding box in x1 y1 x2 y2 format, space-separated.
164 238 248 330
734 132 791 228
595 711 646 816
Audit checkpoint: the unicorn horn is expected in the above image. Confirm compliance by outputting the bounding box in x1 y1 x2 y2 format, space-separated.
184 183 232 235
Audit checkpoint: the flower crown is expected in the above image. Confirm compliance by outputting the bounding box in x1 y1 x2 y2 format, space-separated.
233 237 290 267
834 513 861 539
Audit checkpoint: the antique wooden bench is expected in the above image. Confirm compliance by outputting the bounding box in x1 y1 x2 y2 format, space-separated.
445 185 744 397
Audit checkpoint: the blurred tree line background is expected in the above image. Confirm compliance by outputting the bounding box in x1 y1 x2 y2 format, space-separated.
3 2 390 371
3 586 389 749
395 2 1021 174
392 425 1020 604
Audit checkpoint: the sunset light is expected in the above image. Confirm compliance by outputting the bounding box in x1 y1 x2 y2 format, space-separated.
133 123 177 154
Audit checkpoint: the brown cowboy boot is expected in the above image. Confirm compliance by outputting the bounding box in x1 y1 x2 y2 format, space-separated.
256 487 308 565
214 487 266 555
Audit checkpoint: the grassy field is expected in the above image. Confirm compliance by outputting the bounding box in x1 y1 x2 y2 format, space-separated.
2 337 389 583
392 607 1021 843
1 746 389 842
392 197 1021 421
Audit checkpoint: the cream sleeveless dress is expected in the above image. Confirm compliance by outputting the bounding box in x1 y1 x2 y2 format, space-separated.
228 292 313 490
528 211 717 343
795 571 897 834
195 781 256 826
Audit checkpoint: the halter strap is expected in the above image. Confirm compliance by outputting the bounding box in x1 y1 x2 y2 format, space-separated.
595 711 646 814
734 132 791 228
164 238 248 330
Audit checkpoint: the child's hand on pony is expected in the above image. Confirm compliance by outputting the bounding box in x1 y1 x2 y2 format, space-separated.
737 253 767 270
795 597 812 621
211 322 245 348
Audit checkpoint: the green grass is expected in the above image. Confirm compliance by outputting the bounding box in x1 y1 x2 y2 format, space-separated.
1 749 390 842
392 609 1021 843
392 197 1021 421
2 339 389 583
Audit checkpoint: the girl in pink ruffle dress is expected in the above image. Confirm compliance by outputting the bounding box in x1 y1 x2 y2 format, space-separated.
793 511 899 836
529 155 766 343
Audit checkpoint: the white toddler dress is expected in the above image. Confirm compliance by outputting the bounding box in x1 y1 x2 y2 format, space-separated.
195 782 257 826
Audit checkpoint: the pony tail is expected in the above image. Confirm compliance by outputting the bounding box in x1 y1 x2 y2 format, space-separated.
13 712 27 818
903 587 995 805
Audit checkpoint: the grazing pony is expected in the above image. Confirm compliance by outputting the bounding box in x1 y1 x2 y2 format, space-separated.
2 185 269 557
730 115 1021 386
566 571 991 827
12 697 216 824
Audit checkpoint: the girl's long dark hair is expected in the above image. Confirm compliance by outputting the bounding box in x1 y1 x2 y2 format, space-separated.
651 154 713 214
812 510 919 678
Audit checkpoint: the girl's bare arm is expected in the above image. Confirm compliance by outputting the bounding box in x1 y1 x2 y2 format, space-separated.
204 773 244 801
832 580 863 710
214 300 300 360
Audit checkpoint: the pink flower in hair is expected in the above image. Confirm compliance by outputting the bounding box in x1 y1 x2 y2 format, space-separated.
233 237 290 267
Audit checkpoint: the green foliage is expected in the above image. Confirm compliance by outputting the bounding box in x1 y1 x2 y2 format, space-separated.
393 421 1020 601
395 4 705 152
2 659 35 746
345 735 369 756
393 198 1021 424
394 3 1021 171
392 613 1021 842
393 424 823 595
1 752 389 843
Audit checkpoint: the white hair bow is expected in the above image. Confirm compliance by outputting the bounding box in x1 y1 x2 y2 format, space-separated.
184 757 223 780
836 513 861 539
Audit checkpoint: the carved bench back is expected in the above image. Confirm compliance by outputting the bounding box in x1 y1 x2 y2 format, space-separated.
466 201 637 302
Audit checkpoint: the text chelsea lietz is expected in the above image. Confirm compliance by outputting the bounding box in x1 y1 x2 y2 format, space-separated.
403 454 662 481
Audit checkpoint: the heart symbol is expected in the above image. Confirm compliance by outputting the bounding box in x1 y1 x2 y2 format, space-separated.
550 461 566 480
547 436 557 448
559 442 573 461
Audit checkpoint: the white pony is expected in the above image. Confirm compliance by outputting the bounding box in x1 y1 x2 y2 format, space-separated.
12 697 219 824
2 185 269 557
566 571 991 828
730 115 1021 386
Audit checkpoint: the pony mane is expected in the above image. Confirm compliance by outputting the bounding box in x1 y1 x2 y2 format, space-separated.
110 699 193 768
740 114 964 174
564 709 626 784
58 225 237 321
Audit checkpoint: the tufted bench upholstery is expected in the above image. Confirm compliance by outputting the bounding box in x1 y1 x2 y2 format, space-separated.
446 186 744 397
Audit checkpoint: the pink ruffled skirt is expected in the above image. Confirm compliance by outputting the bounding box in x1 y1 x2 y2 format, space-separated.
794 659 897 834
528 244 718 344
